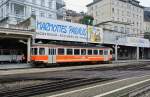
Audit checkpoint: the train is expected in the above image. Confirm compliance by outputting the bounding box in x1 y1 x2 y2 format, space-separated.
31 44 113 66
0 49 24 63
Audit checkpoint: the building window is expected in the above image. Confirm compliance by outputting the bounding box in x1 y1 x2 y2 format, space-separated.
120 27 124 33
1 8 3 18
32 0 36 4
31 9 36 16
41 0 45 7
112 8 115 13
48 14 52 18
126 28 130 33
48 1 52 9
40 11 45 17
114 26 118 31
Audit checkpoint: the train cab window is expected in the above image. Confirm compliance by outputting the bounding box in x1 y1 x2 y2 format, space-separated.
39 48 45 55
99 50 103 55
33 48 38 55
88 49 92 55
104 50 108 55
58 48 65 55
81 49 86 55
93 50 98 55
74 49 80 55
67 49 73 55
110 50 113 55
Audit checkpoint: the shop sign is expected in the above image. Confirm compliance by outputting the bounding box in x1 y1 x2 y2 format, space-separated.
36 17 103 43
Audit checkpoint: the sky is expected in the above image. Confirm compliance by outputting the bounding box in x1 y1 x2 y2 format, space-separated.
64 0 150 12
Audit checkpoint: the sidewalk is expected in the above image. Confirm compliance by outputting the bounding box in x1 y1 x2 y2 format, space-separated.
113 59 150 63
0 60 149 70
0 60 149 76
0 63 31 70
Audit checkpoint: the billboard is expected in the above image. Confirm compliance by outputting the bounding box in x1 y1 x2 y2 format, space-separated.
87 26 103 43
36 17 103 43
117 37 150 47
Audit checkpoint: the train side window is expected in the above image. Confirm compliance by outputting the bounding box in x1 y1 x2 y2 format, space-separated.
58 48 65 55
81 49 86 55
104 50 108 55
93 50 98 55
88 49 92 55
99 50 103 55
74 49 80 55
67 49 73 55
39 48 45 55
34 48 38 55
31 48 34 55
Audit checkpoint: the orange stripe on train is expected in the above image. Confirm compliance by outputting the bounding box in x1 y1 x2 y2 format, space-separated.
31 56 48 61
56 55 105 63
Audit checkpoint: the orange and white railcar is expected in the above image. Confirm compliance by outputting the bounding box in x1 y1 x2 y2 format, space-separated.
31 44 112 65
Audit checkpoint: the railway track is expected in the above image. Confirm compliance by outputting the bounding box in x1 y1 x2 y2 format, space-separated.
76 62 150 71
0 62 150 97
120 85 150 97
0 78 114 97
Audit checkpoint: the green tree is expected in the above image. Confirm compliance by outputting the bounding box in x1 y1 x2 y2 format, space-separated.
80 15 94 26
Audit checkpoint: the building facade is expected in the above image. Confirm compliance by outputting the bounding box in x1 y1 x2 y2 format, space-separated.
87 0 150 60
0 0 65 26
64 10 86 23
87 0 144 37
144 7 150 33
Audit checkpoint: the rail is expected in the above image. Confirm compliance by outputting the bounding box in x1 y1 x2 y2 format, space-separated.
0 78 113 97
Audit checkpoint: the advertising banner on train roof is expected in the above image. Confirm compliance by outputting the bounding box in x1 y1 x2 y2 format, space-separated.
35 17 103 43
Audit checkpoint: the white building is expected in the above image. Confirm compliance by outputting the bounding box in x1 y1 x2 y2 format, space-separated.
144 8 150 33
87 0 150 60
87 0 144 37
0 0 65 26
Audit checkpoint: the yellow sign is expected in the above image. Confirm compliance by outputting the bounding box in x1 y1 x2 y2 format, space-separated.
88 26 103 43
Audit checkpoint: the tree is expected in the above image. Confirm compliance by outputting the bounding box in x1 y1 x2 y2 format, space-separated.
80 15 94 26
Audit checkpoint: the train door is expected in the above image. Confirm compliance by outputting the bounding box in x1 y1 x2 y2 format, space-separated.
104 50 109 61
48 48 56 64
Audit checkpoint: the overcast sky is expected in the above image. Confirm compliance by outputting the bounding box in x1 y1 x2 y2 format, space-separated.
64 0 150 12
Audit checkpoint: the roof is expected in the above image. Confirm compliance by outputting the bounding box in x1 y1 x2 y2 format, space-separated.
144 7 150 11
144 11 150 22
32 43 110 49
87 0 144 8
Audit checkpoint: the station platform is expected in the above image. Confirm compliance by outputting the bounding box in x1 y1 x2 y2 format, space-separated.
0 60 149 76
0 63 31 70
0 60 149 70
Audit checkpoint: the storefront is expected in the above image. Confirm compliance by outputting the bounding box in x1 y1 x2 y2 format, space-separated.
0 27 33 64
103 30 150 60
